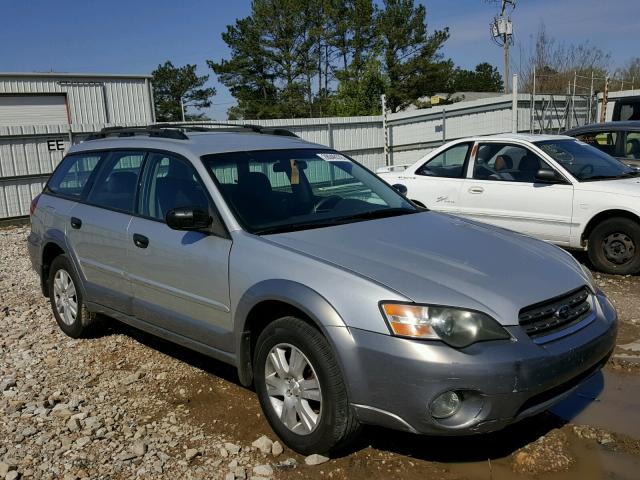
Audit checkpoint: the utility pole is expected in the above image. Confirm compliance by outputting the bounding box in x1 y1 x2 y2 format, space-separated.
180 97 186 122
511 74 518 133
381 94 390 166
530 66 536 133
588 70 595 124
490 1 515 93
600 76 609 123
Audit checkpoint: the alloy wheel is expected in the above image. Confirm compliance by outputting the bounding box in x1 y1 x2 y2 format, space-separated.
53 269 78 326
264 343 322 435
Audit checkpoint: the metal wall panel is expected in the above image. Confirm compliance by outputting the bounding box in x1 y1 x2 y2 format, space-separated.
0 177 46 218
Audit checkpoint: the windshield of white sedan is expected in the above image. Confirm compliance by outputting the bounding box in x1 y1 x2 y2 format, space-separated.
202 149 417 234
535 139 638 182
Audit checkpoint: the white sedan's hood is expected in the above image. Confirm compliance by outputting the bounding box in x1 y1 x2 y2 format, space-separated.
574 177 640 197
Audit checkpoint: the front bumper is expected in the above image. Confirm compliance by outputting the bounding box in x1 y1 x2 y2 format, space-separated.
335 290 617 435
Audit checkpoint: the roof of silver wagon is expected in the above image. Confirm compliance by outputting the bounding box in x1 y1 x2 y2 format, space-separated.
70 130 327 157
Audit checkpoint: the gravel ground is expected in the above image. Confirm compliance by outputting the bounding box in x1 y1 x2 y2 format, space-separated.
1 225 639 480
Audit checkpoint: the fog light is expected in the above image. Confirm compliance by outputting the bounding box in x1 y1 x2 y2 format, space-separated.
430 391 461 419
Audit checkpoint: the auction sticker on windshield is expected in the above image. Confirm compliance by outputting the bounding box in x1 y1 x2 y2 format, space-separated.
317 153 351 162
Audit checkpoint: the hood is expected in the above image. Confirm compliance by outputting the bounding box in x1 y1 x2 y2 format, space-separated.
575 177 640 197
266 212 591 325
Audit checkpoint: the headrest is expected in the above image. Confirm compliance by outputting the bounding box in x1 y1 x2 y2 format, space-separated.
106 171 137 193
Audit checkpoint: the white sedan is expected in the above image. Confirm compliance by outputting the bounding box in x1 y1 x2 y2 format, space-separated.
377 133 640 275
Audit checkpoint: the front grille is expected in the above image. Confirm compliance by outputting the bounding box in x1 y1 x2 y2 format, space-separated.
518 287 591 338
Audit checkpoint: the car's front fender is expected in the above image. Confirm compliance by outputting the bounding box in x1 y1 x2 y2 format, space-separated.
233 279 350 386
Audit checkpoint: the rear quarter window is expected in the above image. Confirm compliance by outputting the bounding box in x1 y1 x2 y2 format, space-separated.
47 153 105 199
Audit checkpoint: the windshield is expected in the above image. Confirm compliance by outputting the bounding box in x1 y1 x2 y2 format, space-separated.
535 139 637 182
202 149 418 234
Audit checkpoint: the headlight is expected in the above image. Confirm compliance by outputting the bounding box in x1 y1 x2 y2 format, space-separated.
380 303 510 348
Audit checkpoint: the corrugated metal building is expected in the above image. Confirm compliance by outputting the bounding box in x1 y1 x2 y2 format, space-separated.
0 72 154 219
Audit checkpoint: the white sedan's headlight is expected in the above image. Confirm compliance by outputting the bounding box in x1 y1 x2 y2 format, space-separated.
380 303 511 348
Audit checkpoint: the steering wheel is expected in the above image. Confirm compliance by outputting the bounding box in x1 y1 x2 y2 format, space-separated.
313 195 342 213
577 164 594 177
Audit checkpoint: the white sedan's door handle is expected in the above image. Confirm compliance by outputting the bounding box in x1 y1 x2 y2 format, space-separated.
468 186 485 194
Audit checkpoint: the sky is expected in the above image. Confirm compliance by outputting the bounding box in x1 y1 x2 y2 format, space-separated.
1 0 637 119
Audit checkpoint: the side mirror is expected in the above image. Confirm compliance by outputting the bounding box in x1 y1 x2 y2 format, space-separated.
392 183 408 195
166 207 212 231
535 169 564 184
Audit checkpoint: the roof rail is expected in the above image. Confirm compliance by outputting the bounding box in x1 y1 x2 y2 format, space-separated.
151 122 299 137
85 126 188 141
84 123 299 142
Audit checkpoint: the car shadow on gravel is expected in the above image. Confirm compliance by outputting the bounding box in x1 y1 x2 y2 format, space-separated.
102 319 243 385
341 412 568 462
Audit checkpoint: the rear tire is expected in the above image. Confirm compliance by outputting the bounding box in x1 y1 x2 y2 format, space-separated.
253 317 360 455
587 217 640 275
48 255 101 338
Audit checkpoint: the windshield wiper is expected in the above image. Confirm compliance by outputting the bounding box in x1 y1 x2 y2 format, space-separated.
253 220 340 235
332 207 419 223
253 208 419 235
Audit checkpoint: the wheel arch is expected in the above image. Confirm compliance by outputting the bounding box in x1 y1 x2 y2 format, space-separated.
233 280 349 387
581 209 640 245
41 240 67 297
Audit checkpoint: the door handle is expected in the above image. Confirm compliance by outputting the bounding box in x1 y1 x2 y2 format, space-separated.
133 233 149 249
468 186 485 194
70 217 82 229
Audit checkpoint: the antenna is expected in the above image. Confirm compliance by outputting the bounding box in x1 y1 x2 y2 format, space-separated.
488 0 516 93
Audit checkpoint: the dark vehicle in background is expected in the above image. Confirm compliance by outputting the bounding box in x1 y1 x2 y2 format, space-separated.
564 121 640 169
612 96 640 122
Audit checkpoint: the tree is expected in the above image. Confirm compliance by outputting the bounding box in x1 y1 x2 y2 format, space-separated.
209 0 317 119
329 58 387 116
210 0 454 117
151 62 216 121
518 23 611 94
208 17 280 119
376 0 452 112
615 57 640 87
451 62 503 92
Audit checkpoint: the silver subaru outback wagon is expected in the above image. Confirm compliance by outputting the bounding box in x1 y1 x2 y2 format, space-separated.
28 125 617 454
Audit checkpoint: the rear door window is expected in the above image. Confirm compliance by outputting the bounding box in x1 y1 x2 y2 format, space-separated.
416 143 471 178
86 151 145 213
47 153 105 199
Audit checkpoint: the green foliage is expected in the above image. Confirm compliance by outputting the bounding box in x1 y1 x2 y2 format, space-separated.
376 0 453 112
451 63 503 92
151 62 216 121
329 59 387 116
208 0 497 118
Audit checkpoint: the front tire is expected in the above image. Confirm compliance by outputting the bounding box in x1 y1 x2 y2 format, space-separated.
588 217 640 275
48 255 101 338
253 317 360 455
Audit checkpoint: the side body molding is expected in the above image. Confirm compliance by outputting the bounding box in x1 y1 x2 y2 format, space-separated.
233 279 349 386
